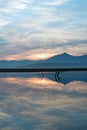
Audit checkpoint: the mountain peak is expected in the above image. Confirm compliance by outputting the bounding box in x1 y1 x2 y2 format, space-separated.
59 52 72 57
46 52 75 63
63 52 68 55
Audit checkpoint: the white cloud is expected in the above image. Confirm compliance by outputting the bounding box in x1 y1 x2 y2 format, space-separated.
0 0 33 13
45 0 69 6
0 20 10 27
8 0 31 10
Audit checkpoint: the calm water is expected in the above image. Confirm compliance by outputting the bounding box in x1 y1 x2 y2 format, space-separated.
0 72 87 130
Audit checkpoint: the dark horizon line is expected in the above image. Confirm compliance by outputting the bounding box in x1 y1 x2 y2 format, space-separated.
0 68 87 73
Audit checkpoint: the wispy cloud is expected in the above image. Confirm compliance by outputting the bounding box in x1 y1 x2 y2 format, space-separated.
0 0 87 60
8 0 33 10
0 20 10 27
0 0 33 14
44 0 69 6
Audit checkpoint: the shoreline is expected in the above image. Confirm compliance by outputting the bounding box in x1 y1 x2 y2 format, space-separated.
0 68 87 72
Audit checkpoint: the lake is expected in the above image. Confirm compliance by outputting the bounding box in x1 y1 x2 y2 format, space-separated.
0 71 87 130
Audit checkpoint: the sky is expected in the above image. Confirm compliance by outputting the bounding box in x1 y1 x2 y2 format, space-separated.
0 0 87 60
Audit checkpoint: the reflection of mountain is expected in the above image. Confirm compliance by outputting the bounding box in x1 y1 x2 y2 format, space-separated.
0 72 87 85
45 72 87 85
0 52 87 68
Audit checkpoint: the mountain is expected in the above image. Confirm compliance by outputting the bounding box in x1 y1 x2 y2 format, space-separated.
46 52 87 63
0 60 34 68
23 52 87 68
0 52 87 68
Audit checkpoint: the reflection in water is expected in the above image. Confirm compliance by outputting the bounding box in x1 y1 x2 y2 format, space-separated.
0 71 87 84
0 72 87 130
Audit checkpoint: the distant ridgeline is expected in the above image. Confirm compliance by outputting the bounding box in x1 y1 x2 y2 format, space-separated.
0 53 87 68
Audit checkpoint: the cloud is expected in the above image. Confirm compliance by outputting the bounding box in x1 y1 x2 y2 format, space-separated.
0 112 12 119
0 20 10 27
8 0 32 10
0 37 87 60
44 0 69 6
0 0 87 60
0 0 33 14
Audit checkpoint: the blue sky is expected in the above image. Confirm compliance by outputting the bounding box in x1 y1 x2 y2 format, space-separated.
0 0 87 60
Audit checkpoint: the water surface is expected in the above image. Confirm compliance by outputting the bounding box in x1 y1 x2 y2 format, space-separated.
0 72 87 130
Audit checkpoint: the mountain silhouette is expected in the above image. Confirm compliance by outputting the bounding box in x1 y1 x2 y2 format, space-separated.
0 52 87 68
46 52 87 63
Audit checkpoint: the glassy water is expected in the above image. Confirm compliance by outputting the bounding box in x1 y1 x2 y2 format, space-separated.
0 72 87 130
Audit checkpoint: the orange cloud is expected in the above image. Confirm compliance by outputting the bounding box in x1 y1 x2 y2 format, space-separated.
1 46 86 61
2 49 62 61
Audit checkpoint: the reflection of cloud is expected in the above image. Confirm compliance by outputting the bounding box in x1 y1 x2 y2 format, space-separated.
1 77 58 89
1 74 87 94
0 75 87 129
